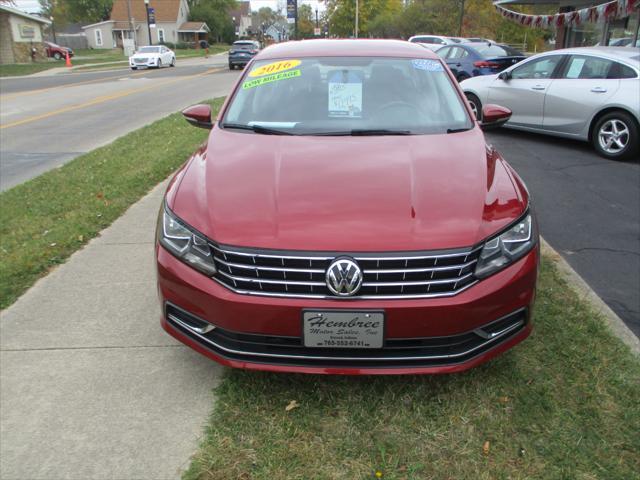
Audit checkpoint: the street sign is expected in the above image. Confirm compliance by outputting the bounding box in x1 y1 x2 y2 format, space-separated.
314 27 321 36
147 7 156 28
286 0 296 19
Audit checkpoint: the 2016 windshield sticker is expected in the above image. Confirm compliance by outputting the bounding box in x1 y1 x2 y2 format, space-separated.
328 70 363 118
412 59 444 72
249 59 301 77
242 69 301 89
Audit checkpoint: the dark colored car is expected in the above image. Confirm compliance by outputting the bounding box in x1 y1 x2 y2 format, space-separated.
44 41 73 60
436 43 526 82
228 40 260 69
157 39 538 375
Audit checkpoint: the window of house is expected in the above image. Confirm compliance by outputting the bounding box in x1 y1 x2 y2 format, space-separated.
95 29 103 46
158 28 165 43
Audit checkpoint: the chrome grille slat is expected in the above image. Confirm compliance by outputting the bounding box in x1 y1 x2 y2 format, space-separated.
210 243 481 299
362 272 473 287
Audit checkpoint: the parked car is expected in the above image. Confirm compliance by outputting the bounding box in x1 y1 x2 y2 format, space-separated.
408 35 462 50
436 42 526 82
129 45 175 70
157 39 539 375
462 47 640 160
463 37 497 44
44 41 73 60
597 37 640 47
228 40 260 69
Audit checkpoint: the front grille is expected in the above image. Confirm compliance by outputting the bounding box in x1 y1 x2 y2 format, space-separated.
166 304 527 368
210 244 481 299
134 57 148 63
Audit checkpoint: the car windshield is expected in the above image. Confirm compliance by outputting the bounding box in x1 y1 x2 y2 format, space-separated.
473 44 522 57
222 56 472 135
138 47 160 53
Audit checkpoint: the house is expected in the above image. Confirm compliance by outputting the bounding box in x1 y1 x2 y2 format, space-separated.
82 0 209 49
229 1 252 38
0 5 51 64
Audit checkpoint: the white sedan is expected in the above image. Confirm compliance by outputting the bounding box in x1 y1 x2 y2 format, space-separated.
461 47 639 161
129 45 176 70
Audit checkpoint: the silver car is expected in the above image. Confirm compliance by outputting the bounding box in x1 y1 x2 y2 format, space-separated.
461 47 639 160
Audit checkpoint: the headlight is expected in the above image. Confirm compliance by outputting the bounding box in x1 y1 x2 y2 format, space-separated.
475 213 535 279
158 206 217 276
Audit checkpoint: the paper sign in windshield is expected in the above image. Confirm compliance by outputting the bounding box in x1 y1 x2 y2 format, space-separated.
412 59 444 72
249 59 301 77
328 71 363 118
243 69 301 89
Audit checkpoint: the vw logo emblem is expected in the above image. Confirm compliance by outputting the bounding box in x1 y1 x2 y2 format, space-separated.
326 257 363 297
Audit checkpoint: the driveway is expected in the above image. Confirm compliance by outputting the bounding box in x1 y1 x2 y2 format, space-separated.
486 129 640 337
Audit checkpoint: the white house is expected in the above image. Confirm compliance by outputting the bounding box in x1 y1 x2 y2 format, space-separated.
82 0 208 49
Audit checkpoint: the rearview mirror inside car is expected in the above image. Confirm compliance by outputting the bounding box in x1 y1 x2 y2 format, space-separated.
480 104 512 130
182 104 213 129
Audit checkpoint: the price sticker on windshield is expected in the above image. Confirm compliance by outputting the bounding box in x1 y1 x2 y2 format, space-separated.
249 59 301 77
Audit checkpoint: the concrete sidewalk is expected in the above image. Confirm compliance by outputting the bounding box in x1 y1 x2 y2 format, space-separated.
0 181 223 480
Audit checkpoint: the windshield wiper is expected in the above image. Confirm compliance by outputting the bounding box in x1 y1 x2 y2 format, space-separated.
221 123 296 135
312 129 412 136
446 127 473 134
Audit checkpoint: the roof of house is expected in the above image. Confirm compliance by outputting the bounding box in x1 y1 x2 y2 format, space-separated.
178 22 209 33
0 5 52 24
229 1 251 24
110 0 183 23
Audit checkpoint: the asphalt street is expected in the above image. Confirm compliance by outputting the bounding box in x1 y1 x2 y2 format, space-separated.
486 129 640 337
0 55 240 190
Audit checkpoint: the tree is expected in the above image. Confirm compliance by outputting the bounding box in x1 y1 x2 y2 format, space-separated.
190 0 237 44
297 3 315 38
325 0 402 38
63 0 113 23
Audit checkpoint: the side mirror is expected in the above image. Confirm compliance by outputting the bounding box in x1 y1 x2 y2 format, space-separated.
498 71 511 81
480 104 511 130
182 104 213 129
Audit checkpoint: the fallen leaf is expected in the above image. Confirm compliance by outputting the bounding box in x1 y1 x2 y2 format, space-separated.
398 465 407 472
483 441 490 456
285 400 299 412
499 396 509 404
374 471 383 478
96 192 104 199
49 243 57 247
78 235 84 242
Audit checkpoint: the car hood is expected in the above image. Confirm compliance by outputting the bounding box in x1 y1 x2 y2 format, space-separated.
170 126 527 252
131 53 159 58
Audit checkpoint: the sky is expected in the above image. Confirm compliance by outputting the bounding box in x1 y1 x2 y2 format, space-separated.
14 0 325 17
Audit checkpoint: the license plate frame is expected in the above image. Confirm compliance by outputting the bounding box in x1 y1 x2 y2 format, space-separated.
301 309 385 349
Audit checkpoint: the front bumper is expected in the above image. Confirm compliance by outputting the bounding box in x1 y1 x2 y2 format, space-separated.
130 59 158 68
157 244 538 375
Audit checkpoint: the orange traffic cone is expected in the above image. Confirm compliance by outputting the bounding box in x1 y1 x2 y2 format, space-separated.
65 50 72 68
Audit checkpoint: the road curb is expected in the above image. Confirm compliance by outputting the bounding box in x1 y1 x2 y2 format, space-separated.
540 236 640 355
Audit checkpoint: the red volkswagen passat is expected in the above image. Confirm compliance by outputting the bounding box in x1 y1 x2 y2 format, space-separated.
156 40 539 375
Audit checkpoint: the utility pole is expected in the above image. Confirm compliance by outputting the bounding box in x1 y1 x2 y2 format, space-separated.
126 0 136 49
144 0 153 45
355 0 359 38
457 0 466 37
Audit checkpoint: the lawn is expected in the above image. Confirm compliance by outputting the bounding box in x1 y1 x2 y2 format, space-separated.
0 45 228 76
184 256 640 480
0 98 225 309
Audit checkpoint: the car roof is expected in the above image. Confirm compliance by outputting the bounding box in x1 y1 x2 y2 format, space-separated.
541 46 639 64
256 39 439 60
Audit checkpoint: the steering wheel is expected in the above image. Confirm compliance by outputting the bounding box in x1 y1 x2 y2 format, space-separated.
374 100 420 119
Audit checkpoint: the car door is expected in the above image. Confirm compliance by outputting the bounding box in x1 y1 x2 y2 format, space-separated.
487 54 565 128
542 55 620 136
443 47 463 78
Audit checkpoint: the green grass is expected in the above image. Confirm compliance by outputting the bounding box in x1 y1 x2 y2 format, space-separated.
0 98 225 309
184 257 640 480
0 63 56 77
